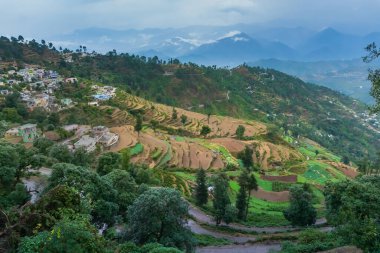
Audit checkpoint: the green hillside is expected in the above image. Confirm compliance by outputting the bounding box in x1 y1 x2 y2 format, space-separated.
1 37 379 162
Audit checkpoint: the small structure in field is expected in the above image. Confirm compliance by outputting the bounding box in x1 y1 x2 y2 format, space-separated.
74 135 97 152
5 123 38 143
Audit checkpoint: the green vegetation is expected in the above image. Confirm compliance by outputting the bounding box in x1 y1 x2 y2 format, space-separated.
193 234 230 247
129 143 144 156
283 185 317 226
195 169 208 206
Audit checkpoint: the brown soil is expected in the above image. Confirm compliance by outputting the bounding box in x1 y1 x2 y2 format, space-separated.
326 161 358 178
211 138 302 169
211 138 247 154
109 125 137 152
260 175 297 183
44 131 60 141
251 188 290 202
118 92 267 138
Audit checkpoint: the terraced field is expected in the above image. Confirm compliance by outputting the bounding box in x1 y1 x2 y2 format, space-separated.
113 91 267 137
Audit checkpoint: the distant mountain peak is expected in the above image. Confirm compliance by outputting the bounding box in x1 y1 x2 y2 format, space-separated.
317 27 342 37
218 31 252 43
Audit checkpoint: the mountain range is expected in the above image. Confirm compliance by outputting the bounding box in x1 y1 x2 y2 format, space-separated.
47 25 380 104
50 26 380 64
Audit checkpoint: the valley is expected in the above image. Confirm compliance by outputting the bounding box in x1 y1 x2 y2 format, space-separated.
0 37 378 253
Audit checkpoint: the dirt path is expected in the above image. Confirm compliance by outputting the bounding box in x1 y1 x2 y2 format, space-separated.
188 220 255 244
196 243 281 253
189 204 328 233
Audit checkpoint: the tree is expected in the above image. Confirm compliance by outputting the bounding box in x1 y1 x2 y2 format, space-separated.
97 152 121 176
325 176 380 252
180 115 187 126
135 114 143 137
49 144 72 163
150 120 159 132
212 173 231 225
33 137 54 155
103 169 137 213
245 173 258 220
283 185 316 226
18 217 106 253
127 188 194 252
200 125 211 138
236 180 247 220
364 43 380 112
236 170 257 220
236 171 248 220
72 147 93 167
223 204 238 225
171 107 178 120
235 125 245 140
341 155 350 165
237 146 254 169
48 112 60 126
121 149 130 171
195 169 208 206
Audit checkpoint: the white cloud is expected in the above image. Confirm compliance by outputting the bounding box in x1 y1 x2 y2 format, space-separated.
0 0 380 38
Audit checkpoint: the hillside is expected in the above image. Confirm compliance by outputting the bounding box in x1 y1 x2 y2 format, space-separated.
0 37 374 253
1 37 379 162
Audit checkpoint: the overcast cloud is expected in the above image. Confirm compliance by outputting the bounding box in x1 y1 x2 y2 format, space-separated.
1 0 380 37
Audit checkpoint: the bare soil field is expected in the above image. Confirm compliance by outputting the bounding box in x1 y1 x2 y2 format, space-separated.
251 188 290 202
326 161 358 178
109 125 137 152
211 138 302 169
260 175 298 183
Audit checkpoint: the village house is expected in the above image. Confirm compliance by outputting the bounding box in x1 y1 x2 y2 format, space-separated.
63 124 79 132
88 101 99 107
98 132 119 147
5 123 38 143
74 135 97 152
64 77 78 84
61 98 73 107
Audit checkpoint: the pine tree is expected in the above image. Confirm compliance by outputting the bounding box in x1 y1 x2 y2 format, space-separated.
172 107 178 120
237 146 254 169
195 169 208 206
245 172 258 220
236 182 247 220
212 173 230 225
235 125 245 140
134 114 142 137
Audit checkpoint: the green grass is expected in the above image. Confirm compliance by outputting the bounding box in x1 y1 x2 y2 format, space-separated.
151 148 162 160
298 142 341 163
175 136 185 142
129 143 143 156
173 171 196 181
194 139 240 167
283 135 294 144
193 234 231 246
254 172 273 191
246 197 290 227
303 161 336 184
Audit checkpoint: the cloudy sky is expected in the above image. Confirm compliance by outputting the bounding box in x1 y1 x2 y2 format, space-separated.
1 0 380 37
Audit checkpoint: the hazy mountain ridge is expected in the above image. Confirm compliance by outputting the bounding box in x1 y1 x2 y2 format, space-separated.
50 26 378 63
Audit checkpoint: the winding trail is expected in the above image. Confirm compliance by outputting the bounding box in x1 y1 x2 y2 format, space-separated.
196 243 281 253
189 204 328 233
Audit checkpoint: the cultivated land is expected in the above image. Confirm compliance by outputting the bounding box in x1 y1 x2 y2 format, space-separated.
0 39 367 252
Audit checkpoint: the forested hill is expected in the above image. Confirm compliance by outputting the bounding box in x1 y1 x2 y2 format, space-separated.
1 36 379 162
